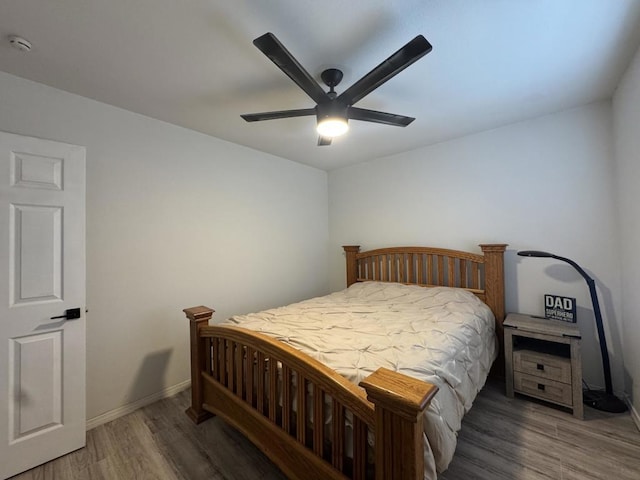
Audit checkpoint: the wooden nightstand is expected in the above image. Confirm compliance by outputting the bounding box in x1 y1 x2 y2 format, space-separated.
504 313 583 419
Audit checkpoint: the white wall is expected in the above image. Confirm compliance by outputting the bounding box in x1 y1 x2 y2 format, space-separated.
613 43 640 416
1 63 632 421
329 102 624 393
0 71 329 420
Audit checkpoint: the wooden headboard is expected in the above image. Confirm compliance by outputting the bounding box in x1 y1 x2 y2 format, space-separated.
343 244 508 374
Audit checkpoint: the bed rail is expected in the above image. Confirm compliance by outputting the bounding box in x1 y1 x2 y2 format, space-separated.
184 306 438 480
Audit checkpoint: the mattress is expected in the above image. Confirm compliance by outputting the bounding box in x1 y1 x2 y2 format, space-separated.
221 281 497 476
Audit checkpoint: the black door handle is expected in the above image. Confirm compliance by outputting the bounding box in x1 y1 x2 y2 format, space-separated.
50 308 81 320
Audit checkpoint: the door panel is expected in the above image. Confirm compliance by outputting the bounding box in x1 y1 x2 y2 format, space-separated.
9 331 63 441
0 131 86 479
11 204 63 304
11 151 63 190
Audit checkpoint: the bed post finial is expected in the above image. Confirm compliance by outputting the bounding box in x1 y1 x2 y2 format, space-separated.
183 306 215 424
343 245 360 287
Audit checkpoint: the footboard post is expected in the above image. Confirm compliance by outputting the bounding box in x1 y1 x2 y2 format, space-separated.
183 306 215 424
360 368 438 480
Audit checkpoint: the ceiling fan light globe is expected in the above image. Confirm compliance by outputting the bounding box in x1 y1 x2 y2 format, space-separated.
317 118 349 137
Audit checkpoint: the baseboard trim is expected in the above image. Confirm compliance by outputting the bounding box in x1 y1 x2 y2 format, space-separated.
624 393 640 432
86 379 191 431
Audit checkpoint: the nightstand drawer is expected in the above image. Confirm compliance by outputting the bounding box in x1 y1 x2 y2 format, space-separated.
514 349 571 383
514 372 572 406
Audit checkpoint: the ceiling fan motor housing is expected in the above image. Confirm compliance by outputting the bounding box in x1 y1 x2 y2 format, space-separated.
316 102 348 123
316 102 349 137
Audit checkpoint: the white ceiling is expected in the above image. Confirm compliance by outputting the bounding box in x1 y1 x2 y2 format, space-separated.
1 1 640 171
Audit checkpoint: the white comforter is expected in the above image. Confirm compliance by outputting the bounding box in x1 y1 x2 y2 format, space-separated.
221 281 497 477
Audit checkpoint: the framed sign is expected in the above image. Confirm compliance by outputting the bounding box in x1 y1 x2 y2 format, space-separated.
544 294 576 322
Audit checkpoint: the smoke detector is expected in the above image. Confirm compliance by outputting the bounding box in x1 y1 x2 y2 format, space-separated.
8 35 32 52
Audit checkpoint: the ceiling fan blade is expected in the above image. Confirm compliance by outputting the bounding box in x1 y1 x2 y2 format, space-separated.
241 108 316 122
338 35 432 106
348 107 415 126
317 136 332 146
253 33 329 105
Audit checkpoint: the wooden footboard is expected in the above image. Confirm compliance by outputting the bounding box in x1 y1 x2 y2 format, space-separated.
184 306 438 480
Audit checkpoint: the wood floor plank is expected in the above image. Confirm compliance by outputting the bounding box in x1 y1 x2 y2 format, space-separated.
443 379 640 480
10 380 639 480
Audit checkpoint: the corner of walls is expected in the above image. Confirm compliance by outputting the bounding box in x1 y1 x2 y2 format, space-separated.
624 393 640 432
612 41 640 416
0 70 330 422
328 102 622 393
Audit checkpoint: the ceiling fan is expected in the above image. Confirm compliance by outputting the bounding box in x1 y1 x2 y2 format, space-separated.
241 33 433 146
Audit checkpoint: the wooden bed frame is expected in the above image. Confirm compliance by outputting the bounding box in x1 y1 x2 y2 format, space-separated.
183 244 506 480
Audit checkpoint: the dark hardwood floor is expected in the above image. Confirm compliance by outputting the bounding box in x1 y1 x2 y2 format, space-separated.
12 380 640 479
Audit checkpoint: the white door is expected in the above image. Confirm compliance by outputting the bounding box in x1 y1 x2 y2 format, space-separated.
0 131 86 479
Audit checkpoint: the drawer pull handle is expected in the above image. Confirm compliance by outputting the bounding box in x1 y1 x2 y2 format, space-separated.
536 363 544 371
537 383 545 391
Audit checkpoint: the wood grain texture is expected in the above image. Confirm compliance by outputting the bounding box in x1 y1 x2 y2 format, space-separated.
361 368 439 480
505 313 583 419
184 306 214 424
360 367 438 421
198 325 376 426
191 324 382 478
181 244 506 479
12 382 639 480
441 379 640 480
